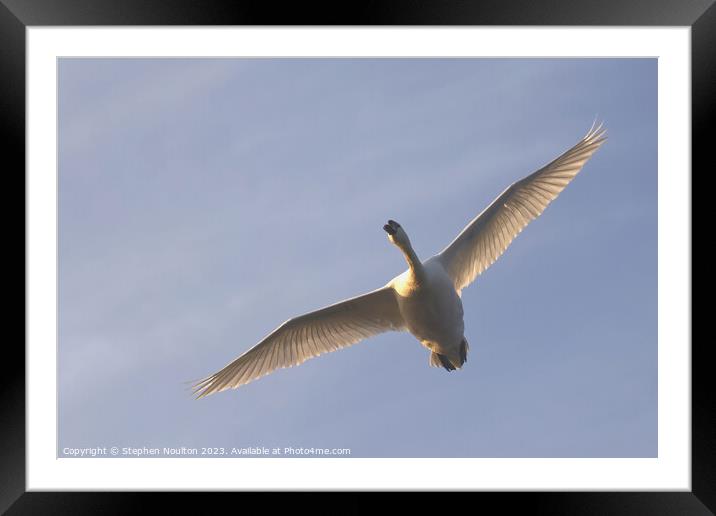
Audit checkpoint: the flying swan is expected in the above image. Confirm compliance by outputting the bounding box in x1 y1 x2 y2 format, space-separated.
192 122 607 398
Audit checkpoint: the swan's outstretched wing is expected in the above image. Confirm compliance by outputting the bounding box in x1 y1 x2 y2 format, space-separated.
192 286 404 398
438 123 607 292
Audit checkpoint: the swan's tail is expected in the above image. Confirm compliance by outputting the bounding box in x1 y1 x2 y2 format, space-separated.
429 338 469 371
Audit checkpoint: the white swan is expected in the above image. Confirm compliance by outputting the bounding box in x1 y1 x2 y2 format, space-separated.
192 122 607 398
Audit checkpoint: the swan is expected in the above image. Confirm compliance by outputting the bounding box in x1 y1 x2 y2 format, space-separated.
192 122 607 398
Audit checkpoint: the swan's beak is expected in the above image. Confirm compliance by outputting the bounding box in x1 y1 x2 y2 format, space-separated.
383 220 400 236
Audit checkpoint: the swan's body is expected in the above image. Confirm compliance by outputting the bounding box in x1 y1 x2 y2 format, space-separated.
391 255 466 370
193 123 607 398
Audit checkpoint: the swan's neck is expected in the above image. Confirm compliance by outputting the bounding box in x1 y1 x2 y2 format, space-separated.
398 241 425 281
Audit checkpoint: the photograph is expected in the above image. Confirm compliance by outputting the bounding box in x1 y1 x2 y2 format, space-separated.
57 57 657 459
5 8 705 510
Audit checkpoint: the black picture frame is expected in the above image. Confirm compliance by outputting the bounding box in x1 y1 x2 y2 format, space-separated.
4 1 706 513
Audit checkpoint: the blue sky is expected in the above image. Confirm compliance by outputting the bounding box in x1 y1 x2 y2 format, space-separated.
58 58 657 457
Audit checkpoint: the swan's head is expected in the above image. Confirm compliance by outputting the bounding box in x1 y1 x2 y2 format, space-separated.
383 219 410 247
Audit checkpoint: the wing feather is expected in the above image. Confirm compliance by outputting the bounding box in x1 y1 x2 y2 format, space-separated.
438 123 607 292
193 286 405 398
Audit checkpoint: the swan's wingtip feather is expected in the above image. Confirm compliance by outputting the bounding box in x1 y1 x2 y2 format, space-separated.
587 117 597 134
585 118 607 141
190 374 221 399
